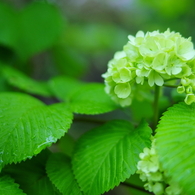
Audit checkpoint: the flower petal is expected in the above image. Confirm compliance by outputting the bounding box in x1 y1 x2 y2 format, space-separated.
114 83 131 98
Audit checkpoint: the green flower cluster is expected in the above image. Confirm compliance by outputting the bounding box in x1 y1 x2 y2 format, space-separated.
137 137 183 195
102 29 195 106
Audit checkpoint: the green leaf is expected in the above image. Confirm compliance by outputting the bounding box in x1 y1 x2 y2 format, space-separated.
46 153 82 195
69 83 119 114
1 66 52 96
15 2 64 60
155 102 195 194
2 149 61 195
0 92 73 170
0 2 17 47
48 76 84 101
49 79 119 114
52 45 88 78
0 175 26 195
72 120 152 195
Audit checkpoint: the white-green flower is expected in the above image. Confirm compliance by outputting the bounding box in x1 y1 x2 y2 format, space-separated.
136 137 183 195
175 37 195 61
184 93 195 105
103 29 195 106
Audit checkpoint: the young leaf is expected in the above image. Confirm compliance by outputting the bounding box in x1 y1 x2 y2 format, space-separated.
1 66 52 97
69 83 119 114
48 76 84 101
2 149 61 195
46 153 82 195
155 102 195 194
0 175 26 195
72 120 152 195
0 92 73 170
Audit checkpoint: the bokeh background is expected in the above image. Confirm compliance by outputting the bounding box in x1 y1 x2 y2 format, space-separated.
1 0 195 83
1 0 195 194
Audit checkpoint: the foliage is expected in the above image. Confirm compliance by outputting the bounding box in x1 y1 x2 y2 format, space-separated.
0 1 195 195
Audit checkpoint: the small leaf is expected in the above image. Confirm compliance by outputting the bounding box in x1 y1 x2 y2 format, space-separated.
72 120 152 195
0 175 26 195
46 153 82 195
69 83 119 114
155 102 195 194
2 66 52 96
48 76 84 101
0 92 73 170
2 149 61 195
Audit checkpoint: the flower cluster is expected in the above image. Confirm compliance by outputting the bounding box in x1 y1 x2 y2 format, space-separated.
137 137 183 195
102 29 195 106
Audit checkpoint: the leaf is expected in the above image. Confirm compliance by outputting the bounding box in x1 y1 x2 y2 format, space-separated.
0 92 73 170
2 149 61 195
48 76 84 101
49 79 119 114
1 66 52 96
155 102 195 194
46 153 82 195
72 120 152 195
0 175 26 195
52 45 88 78
15 2 64 60
0 2 17 47
69 83 119 114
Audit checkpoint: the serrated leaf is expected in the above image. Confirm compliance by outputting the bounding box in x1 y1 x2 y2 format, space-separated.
2 66 52 96
69 83 119 114
155 102 195 194
72 120 152 195
2 149 61 195
46 153 82 195
0 175 26 195
0 92 73 170
48 76 84 101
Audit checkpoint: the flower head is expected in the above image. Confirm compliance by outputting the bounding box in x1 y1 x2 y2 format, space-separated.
136 137 183 195
103 29 195 106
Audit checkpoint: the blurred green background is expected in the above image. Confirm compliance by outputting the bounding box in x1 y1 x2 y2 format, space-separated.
0 0 194 194
1 0 195 83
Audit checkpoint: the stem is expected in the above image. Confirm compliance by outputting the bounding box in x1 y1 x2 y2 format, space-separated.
153 85 161 131
121 182 153 194
163 84 178 88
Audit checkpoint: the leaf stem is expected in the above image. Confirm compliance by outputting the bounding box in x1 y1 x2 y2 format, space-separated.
153 85 161 131
163 84 178 88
